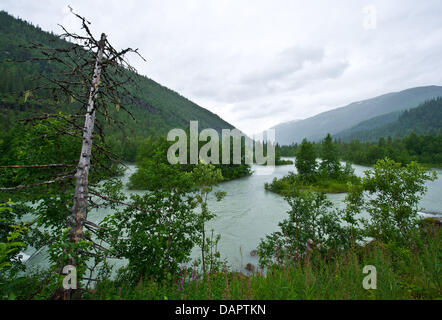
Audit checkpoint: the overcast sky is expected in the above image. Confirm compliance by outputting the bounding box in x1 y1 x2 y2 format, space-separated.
1 0 442 135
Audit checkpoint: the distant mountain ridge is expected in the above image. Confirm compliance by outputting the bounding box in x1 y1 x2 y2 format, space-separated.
334 97 442 142
272 86 442 145
270 118 302 129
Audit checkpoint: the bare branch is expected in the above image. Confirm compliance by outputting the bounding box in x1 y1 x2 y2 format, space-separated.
88 189 145 212
0 164 75 169
0 174 75 191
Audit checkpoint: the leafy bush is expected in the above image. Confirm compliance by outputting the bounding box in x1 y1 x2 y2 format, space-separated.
258 190 347 268
100 189 199 284
346 158 437 244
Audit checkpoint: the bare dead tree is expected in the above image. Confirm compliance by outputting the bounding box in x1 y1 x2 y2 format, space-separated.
0 6 145 298
69 32 106 249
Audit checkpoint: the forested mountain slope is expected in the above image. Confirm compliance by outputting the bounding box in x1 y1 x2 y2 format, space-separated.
333 111 402 141
0 11 234 159
334 98 442 142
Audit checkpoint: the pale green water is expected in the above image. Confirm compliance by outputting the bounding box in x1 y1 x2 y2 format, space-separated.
23 159 442 272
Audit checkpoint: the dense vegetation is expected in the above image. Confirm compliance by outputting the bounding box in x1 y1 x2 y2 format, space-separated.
92 234 439 300
267 134 360 194
128 134 252 190
335 98 442 142
337 133 442 167
278 131 442 168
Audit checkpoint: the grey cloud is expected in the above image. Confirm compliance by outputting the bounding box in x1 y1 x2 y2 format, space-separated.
1 0 442 135
189 47 347 104
230 100 291 119
241 46 324 84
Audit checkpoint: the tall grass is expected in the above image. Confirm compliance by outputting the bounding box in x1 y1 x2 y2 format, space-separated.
87 228 440 300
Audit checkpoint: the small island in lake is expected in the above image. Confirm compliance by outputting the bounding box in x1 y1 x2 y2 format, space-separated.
265 134 360 195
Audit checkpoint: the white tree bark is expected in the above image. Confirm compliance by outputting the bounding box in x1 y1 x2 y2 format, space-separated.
69 33 106 247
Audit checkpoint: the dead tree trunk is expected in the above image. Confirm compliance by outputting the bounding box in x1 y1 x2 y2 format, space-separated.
69 33 106 250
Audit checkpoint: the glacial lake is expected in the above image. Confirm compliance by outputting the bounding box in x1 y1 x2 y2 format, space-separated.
23 159 442 273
